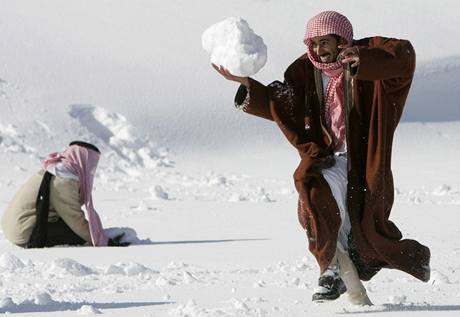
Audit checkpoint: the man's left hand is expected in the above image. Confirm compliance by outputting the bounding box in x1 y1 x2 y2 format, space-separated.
338 45 359 68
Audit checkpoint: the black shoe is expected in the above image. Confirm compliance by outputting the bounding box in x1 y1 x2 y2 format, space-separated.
312 268 347 302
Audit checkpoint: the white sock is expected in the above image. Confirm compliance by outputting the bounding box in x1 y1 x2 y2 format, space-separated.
336 242 372 306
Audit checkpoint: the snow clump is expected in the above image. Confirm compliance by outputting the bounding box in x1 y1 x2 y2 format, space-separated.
77 305 102 315
105 262 158 276
256 187 275 202
0 292 59 314
202 17 267 76
433 184 452 195
150 185 169 200
45 258 94 277
31 291 55 305
388 294 407 305
0 297 15 311
0 253 26 272
0 124 36 154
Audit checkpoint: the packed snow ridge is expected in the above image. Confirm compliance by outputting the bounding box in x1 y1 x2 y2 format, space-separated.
1 75 173 174
69 104 173 172
202 17 267 76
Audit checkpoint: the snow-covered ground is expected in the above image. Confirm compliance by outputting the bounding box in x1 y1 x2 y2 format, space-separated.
1 1 460 316
1 119 459 316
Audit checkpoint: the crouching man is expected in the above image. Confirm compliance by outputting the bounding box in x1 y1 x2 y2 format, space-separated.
2 141 127 248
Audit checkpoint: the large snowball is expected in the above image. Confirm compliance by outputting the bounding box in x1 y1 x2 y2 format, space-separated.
202 17 267 77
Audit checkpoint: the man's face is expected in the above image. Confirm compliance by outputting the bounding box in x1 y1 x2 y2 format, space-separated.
311 35 341 63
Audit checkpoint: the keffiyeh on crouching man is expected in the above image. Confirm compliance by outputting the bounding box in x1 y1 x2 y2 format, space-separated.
224 11 430 304
40 141 108 246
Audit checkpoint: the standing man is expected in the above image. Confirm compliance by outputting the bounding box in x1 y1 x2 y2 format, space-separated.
213 11 430 305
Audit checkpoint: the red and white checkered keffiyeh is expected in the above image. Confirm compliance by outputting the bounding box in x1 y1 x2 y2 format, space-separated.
303 11 353 152
304 11 353 49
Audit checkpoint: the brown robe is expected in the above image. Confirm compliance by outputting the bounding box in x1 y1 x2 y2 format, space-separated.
235 36 430 282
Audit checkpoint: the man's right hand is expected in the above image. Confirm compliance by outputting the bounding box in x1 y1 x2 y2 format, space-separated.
212 64 250 88
108 233 131 247
311 156 336 173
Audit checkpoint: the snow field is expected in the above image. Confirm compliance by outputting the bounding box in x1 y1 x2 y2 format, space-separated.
1 152 459 316
1 202 459 316
1 1 460 315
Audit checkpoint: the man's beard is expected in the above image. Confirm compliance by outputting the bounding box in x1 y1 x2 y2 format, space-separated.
319 53 335 63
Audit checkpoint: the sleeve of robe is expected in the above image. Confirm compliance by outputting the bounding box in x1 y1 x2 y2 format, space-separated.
234 78 273 121
356 37 416 81
354 36 416 126
233 58 331 163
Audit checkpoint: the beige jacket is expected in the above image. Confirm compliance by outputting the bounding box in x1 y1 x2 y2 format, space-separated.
1 170 91 246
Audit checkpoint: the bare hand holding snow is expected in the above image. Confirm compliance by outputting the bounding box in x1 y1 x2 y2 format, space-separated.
202 17 267 76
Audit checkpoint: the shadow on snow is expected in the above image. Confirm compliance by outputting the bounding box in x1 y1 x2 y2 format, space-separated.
148 238 270 245
338 303 460 314
0 301 174 314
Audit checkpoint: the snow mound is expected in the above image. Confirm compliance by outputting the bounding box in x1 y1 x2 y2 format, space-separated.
0 297 15 311
130 200 157 211
105 262 158 276
77 304 102 315
0 78 32 118
149 185 170 200
0 291 89 314
45 258 95 277
169 298 266 317
30 291 55 306
69 104 173 171
0 253 26 272
0 124 37 155
255 187 275 203
202 17 267 76
0 292 59 314
207 175 228 186
433 184 452 196
104 227 153 245
228 193 248 202
155 275 177 286
388 295 407 305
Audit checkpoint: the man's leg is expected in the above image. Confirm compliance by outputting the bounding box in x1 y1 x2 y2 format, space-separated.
312 256 347 301
336 242 372 305
312 156 350 302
